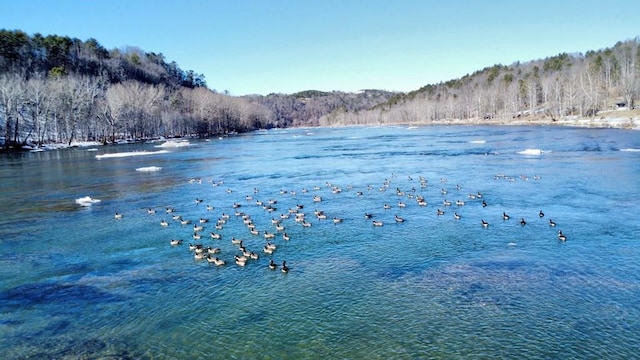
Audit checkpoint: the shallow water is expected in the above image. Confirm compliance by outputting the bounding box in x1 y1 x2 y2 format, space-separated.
1 125 639 359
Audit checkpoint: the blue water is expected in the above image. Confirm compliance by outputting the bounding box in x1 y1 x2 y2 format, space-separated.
1 125 640 359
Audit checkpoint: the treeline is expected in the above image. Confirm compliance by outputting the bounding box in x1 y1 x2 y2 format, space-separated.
319 38 640 126
2 30 639 148
0 29 276 148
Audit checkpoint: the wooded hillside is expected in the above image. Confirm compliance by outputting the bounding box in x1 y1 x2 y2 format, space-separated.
1 30 638 149
319 38 640 126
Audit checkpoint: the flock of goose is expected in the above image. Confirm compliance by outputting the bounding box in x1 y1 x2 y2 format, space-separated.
115 172 568 272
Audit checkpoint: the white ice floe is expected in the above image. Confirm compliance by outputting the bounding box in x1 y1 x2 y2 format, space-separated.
75 196 101 206
154 140 191 148
95 150 169 159
469 140 486 144
136 166 162 172
517 148 547 155
620 148 640 152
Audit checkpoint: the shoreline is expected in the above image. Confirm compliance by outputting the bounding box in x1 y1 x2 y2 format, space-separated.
3 113 638 153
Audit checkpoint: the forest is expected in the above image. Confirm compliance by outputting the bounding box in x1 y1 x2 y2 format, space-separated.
1 29 638 149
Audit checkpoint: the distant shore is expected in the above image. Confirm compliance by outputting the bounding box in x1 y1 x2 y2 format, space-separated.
3 110 638 153
428 112 640 130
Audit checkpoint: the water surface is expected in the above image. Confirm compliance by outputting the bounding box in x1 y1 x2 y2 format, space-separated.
1 126 639 359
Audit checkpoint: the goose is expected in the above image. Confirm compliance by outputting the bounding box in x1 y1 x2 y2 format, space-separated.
481 219 489 228
502 212 510 220
231 237 243 245
333 217 343 224
205 205 214 211
210 232 221 239
263 246 274 255
453 212 461 220
269 259 277 270
193 232 202 240
147 208 156 215
557 230 567 241
195 198 203 205
194 252 207 260
114 212 123 219
160 220 169 227
193 224 204 232
207 246 221 254
250 228 259 235
188 243 202 251
166 207 175 213
199 218 209 223
172 215 181 220
443 200 452 207
207 256 226 266
398 201 407 208
539 210 545 218
520 218 527 226
275 223 285 231
301 221 312 227
170 239 183 246
235 255 247 266
282 233 291 241
249 252 259 260
364 213 373 219
281 261 289 274
549 219 557 227
436 209 445 216
383 204 392 210
482 200 487 208
372 220 384 226
264 231 275 239
456 200 465 206
266 242 277 250
181 219 192 225
395 215 405 223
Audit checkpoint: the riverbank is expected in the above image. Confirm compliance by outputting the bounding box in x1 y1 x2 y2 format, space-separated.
3 110 638 153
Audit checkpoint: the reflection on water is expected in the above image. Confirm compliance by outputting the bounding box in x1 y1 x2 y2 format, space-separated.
1 126 640 359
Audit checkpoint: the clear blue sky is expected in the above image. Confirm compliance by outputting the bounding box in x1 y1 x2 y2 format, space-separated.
1 0 638 95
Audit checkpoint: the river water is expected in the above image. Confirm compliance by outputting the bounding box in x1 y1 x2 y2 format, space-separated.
1 125 639 359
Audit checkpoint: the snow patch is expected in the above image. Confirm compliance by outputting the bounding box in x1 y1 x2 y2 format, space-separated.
75 196 101 206
517 148 547 155
136 166 162 172
95 150 169 159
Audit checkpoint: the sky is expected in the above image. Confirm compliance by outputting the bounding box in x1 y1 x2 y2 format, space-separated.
1 0 639 96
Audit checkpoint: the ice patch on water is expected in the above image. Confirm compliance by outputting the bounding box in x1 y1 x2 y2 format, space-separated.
469 140 486 144
154 140 191 148
620 148 640 152
95 150 169 159
75 196 101 206
517 148 547 155
136 166 162 172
